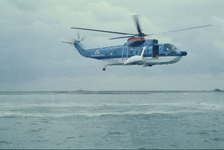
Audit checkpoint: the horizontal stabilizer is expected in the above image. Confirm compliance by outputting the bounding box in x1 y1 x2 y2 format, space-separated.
62 41 76 44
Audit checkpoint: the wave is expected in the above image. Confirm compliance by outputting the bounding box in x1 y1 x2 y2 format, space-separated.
0 110 203 119
0 141 12 145
2 102 219 110
0 102 219 119
0 113 46 118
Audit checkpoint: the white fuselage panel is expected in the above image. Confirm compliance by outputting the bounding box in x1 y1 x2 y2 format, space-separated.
101 56 182 66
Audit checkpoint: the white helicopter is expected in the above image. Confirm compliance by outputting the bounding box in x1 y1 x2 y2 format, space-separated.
63 16 211 71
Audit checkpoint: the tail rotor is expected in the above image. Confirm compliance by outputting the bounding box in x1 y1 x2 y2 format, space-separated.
62 32 86 47
76 31 87 41
76 31 87 47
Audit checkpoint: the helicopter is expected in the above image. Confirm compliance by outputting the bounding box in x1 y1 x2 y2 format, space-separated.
63 16 211 71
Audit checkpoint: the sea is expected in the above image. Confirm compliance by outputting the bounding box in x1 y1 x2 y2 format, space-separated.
0 91 224 149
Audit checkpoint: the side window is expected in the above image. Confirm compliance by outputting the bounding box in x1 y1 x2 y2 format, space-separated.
109 52 112 55
147 46 152 54
164 45 170 52
106 52 108 56
147 50 150 54
135 50 139 55
114 51 117 55
130 50 133 55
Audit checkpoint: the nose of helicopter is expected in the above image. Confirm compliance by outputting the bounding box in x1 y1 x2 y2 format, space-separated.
181 51 187 56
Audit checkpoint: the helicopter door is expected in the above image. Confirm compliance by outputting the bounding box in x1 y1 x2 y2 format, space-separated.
152 45 159 58
122 47 128 60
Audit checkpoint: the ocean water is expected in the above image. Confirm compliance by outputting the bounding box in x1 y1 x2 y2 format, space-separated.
0 92 224 149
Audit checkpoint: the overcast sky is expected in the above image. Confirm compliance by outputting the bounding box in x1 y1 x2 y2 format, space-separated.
1 0 224 91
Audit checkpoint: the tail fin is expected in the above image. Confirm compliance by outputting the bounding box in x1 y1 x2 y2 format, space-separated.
73 40 86 57
62 40 86 57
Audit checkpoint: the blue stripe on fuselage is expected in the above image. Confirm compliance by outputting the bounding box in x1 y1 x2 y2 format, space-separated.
83 43 183 60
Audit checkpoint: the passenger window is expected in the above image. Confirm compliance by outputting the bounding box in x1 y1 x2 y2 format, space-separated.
109 52 112 55
106 52 108 56
130 50 133 55
135 50 139 55
114 51 117 55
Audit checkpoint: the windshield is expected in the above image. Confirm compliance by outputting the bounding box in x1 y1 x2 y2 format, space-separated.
171 45 178 51
164 44 178 52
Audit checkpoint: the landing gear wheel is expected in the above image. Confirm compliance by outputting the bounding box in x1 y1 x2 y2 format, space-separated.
103 66 107 71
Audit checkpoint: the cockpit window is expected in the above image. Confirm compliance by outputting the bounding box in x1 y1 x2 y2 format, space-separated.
171 45 178 51
164 44 178 52
164 44 171 52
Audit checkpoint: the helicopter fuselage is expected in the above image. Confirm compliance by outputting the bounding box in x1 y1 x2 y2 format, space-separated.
73 38 187 71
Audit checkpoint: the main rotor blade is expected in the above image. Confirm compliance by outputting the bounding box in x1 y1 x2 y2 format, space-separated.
71 27 136 36
109 35 136 40
133 15 142 34
147 24 212 36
